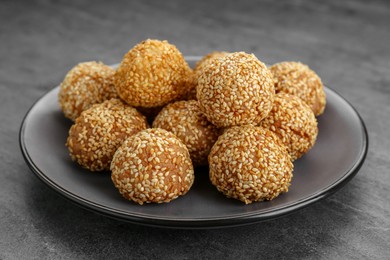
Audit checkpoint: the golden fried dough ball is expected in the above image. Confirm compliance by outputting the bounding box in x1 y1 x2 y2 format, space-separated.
209 125 293 204
153 100 220 166
66 99 148 171
114 39 193 108
259 93 318 161
197 52 275 128
58 61 118 121
269 61 326 116
111 128 195 205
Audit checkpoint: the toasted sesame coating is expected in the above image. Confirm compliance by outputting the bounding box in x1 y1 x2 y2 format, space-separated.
66 99 148 171
114 39 194 108
188 51 229 100
209 125 293 204
259 93 318 161
197 52 275 128
152 100 220 166
269 61 326 116
58 61 118 121
110 128 195 205
194 51 229 75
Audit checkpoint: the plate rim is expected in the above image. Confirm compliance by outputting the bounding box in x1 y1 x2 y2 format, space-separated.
19 60 369 229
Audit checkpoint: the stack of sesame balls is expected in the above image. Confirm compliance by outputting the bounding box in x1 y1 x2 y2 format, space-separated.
58 39 326 205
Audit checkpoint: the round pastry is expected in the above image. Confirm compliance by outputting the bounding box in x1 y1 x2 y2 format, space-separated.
259 93 318 161
110 128 195 205
58 61 118 121
152 100 220 166
197 52 275 128
66 99 148 171
114 39 194 108
194 51 229 75
209 125 293 204
269 61 326 116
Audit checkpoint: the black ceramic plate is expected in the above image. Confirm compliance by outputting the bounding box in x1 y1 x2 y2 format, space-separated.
20 57 368 229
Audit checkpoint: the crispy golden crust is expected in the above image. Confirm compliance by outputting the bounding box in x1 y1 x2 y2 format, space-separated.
188 51 229 100
66 99 148 171
259 93 318 161
209 125 293 204
194 51 229 75
58 61 118 121
197 52 275 128
269 61 326 116
110 128 194 205
114 39 194 108
152 100 220 166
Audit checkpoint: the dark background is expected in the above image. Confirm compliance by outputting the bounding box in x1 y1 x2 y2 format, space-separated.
1 0 389 259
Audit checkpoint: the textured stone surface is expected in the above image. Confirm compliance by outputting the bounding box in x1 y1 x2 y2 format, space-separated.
1 0 389 259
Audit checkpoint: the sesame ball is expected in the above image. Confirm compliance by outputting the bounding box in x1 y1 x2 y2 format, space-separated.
194 51 229 75
269 61 326 116
152 100 220 166
259 93 318 161
209 125 293 204
110 128 195 205
197 52 275 128
114 39 194 108
58 61 118 121
66 99 148 171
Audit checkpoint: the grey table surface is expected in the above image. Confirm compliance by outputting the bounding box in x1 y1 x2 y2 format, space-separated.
1 0 389 259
